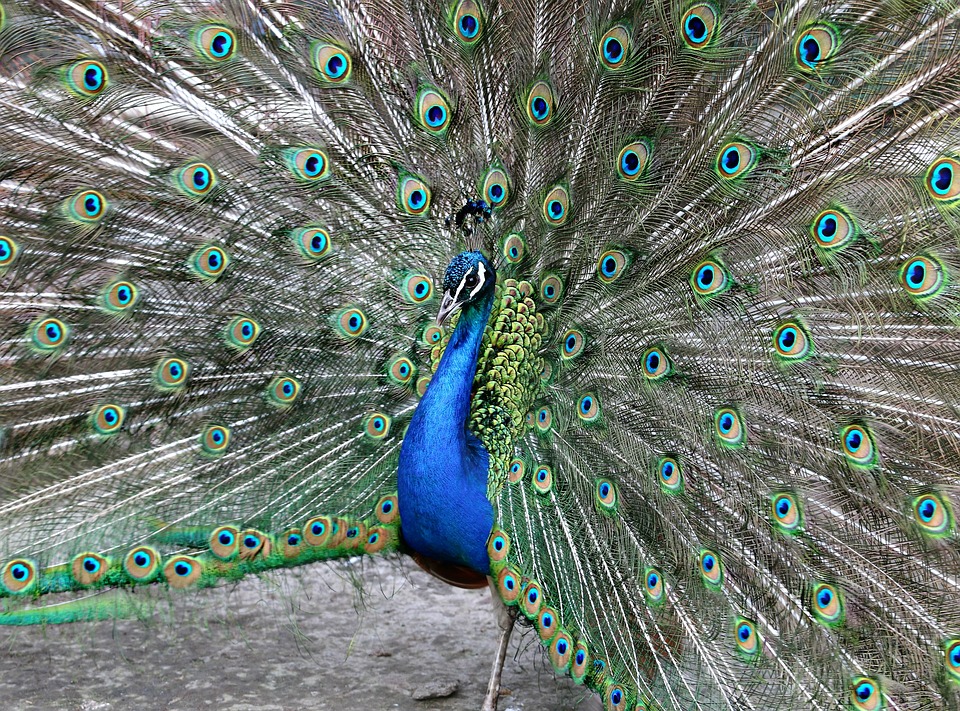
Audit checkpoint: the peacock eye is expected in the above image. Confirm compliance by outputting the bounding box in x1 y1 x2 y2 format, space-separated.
465 274 479 288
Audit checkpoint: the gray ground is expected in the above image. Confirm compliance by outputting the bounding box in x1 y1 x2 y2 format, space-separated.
0 557 603 711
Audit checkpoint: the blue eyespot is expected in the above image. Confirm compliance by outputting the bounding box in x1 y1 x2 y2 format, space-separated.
327 54 346 78
648 572 658 588
11 564 28 580
82 557 100 573
719 414 733 432
133 552 150 567
532 97 548 120
603 37 623 63
576 650 585 664
547 199 564 219
460 14 478 37
287 534 301 546
175 561 192 576
528 588 538 603
219 531 234 546
702 554 715 572
243 535 259 548
381 500 393 514
84 64 103 91
556 639 567 654
210 31 233 58
311 522 325 536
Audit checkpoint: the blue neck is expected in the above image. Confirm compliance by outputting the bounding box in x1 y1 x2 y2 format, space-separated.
397 291 496 574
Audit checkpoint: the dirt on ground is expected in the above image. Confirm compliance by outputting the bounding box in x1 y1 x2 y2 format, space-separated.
0 557 603 711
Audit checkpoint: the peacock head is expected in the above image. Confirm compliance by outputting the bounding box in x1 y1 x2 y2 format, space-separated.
436 251 496 326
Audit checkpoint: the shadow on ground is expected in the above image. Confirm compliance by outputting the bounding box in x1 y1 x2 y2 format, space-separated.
0 557 603 711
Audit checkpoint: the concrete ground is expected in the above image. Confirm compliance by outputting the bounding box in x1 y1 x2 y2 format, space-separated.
0 557 603 711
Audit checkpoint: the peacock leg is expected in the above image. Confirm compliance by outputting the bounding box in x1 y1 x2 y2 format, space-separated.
481 577 517 711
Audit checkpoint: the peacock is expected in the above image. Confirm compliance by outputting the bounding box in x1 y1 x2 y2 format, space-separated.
2 0 960 708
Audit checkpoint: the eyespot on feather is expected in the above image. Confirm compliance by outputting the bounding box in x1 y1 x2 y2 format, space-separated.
416 87 451 135
644 566 664 604
578 393 601 423
402 274 434 303
560 328 584 359
595 477 617 513
840 423 876 467
482 165 510 208
1 559 38 594
617 141 650 180
487 530 510 563
91 404 125 435
714 407 745 448
201 425 231 455
657 457 683 494
286 147 330 181
364 413 391 439
537 605 558 643
911 492 954 537
549 629 574 673
293 226 332 260
597 250 628 283
267 376 301 406
364 526 392 554
599 25 629 70
642 346 671 380
303 516 332 547
102 280 139 313
452 0 483 44
850 677 884 711
496 565 521 604
190 245 229 280
175 162 217 197
123 546 160 582
66 60 108 97
66 189 107 223
375 494 399 524
925 157 960 201
387 356 417 386
542 185 569 225
772 321 813 361
398 175 431 215
337 307 368 338
716 141 756 179
195 25 236 61
811 207 857 250
681 3 718 49
422 323 444 347
540 274 563 303
795 24 839 70
508 458 525 484
899 255 946 300
312 42 351 82
526 81 555 127
225 316 261 350
944 639 960 683
502 233 525 263
771 492 802 534
520 579 542 619
534 405 553 433
699 548 723 590
163 555 202 588
604 682 629 711
532 465 553 494
29 317 69 352
0 236 20 272
281 529 304 559
153 357 190 391
811 581 844 627
571 641 591 684
734 617 761 659
71 552 109 586
208 526 239 559
690 258 731 297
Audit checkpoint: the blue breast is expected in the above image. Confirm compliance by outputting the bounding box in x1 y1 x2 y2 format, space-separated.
397 295 495 575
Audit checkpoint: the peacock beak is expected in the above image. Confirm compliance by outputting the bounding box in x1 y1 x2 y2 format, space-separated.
435 291 459 327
